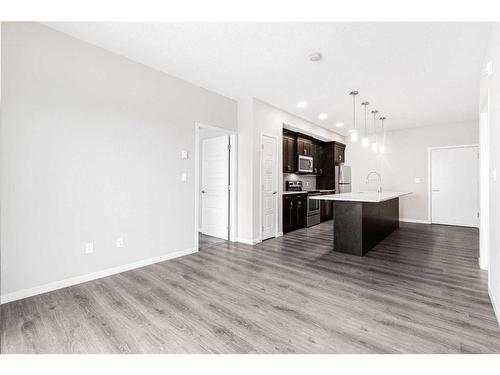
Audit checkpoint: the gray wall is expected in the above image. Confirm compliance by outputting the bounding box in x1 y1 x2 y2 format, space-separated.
0 22 237 296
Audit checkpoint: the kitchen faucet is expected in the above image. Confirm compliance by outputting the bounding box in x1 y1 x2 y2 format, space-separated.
366 171 382 194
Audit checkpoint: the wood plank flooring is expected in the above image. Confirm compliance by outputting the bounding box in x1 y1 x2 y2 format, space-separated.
198 232 227 251
2 221 500 353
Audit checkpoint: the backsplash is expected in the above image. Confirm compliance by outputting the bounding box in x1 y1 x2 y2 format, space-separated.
283 173 316 190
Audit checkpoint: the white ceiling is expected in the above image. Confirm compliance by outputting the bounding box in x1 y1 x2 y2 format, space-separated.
44 22 492 134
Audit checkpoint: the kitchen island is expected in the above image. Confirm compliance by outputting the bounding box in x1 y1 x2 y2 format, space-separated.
309 192 411 256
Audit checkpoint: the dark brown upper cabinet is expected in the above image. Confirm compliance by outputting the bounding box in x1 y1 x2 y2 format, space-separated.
282 129 344 178
297 135 313 157
317 141 346 190
334 143 346 165
283 130 296 173
313 141 323 175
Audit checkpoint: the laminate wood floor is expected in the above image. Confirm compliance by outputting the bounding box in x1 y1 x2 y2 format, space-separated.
198 232 227 251
2 221 500 353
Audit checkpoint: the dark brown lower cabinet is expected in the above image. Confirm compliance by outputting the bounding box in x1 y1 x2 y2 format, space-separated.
320 191 335 222
283 193 307 233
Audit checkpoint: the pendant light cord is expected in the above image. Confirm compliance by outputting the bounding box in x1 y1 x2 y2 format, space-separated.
352 94 356 131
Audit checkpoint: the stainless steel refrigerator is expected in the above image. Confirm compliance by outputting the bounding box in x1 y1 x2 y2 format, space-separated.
335 165 351 193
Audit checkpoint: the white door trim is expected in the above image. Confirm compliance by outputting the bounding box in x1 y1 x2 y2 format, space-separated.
480 88 491 271
259 132 279 242
427 144 480 225
195 122 237 252
260 133 279 241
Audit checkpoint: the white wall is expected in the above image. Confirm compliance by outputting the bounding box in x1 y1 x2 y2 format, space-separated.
0 22 237 300
481 23 500 324
346 122 478 223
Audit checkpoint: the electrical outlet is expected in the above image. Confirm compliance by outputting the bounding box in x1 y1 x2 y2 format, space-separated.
181 150 189 160
181 172 187 182
116 238 124 248
85 242 94 254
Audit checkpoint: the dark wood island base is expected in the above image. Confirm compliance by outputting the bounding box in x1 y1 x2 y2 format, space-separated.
333 197 399 256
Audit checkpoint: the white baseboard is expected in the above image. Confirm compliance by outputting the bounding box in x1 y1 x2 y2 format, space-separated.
489 286 500 327
236 237 261 245
236 237 254 245
276 231 284 237
0 247 197 304
400 218 431 224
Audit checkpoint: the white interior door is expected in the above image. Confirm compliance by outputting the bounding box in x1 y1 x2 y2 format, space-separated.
201 135 229 239
262 135 277 240
431 146 479 227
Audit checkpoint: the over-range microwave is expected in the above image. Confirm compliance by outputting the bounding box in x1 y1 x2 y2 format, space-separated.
297 155 314 173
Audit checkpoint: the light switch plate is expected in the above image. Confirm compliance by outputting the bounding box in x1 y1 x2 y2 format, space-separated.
116 238 124 248
415 177 421 184
181 150 189 160
486 61 493 76
85 242 94 254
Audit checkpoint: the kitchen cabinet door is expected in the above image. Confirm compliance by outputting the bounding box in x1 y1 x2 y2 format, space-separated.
321 200 333 221
297 136 313 156
295 194 307 229
283 135 296 173
283 195 295 233
334 144 346 165
315 142 323 175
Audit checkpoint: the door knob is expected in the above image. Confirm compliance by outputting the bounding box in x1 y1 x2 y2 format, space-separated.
201 190 207 194
273 191 277 195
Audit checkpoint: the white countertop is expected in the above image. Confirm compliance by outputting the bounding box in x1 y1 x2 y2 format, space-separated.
282 189 335 195
309 191 412 203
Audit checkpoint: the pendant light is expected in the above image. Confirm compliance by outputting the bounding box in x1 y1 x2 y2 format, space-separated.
361 101 370 147
379 117 387 154
349 91 359 142
370 109 379 152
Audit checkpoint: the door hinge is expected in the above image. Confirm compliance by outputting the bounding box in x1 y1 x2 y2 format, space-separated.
227 185 231 191
262 226 264 232
228 143 231 151
477 211 480 218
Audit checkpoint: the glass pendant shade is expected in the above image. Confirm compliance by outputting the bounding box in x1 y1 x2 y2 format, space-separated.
350 131 358 142
371 142 378 152
361 137 369 147
379 145 385 154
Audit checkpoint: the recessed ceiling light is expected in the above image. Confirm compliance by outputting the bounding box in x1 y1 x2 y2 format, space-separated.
297 101 308 109
318 113 328 120
336 122 345 128
309 52 322 62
